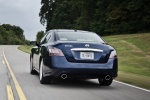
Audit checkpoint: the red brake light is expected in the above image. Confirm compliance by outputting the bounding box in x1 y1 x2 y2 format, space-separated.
49 48 64 56
109 51 117 58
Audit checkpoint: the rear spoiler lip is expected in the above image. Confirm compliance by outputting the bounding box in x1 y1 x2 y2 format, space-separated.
55 40 104 44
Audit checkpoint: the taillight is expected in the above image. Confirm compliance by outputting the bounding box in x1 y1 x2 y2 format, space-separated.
109 51 117 59
49 48 64 56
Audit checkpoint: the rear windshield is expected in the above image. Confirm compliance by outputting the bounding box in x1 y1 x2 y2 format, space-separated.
56 32 105 43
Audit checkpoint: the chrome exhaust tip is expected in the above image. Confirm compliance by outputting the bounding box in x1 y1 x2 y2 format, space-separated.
61 74 67 79
105 75 111 80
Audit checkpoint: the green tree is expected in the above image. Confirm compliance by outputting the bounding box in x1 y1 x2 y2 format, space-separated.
0 24 27 45
39 0 150 35
36 31 44 43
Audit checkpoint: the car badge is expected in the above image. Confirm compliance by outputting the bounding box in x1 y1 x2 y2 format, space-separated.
85 44 89 48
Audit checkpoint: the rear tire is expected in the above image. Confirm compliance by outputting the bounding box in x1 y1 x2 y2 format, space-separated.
30 58 37 75
98 78 113 86
39 59 52 84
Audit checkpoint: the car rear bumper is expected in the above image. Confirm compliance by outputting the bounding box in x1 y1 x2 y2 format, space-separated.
43 56 118 78
47 68 117 79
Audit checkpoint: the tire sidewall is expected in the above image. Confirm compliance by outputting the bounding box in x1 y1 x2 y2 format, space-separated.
30 58 33 72
40 60 43 81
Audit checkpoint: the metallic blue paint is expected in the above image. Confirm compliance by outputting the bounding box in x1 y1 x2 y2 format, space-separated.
31 29 118 82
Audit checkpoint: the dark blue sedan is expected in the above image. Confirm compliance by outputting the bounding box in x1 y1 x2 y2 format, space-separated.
30 29 118 85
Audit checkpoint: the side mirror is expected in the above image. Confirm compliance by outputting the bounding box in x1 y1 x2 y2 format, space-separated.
36 42 40 47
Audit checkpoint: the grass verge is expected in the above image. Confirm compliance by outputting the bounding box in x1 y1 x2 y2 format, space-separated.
103 33 150 89
116 71 150 89
18 45 33 54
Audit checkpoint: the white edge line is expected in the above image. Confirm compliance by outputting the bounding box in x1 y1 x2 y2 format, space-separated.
16 45 20 51
2 60 5 64
114 80 150 93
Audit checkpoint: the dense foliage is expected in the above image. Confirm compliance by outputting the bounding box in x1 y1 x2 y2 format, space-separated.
39 0 150 35
0 24 28 45
36 31 44 43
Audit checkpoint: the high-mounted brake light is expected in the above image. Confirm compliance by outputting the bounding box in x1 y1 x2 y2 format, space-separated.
109 51 117 58
49 48 64 56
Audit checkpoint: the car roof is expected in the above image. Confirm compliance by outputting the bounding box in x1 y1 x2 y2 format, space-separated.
48 29 95 34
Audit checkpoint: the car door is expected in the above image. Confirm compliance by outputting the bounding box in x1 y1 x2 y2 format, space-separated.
33 33 48 71
35 31 52 71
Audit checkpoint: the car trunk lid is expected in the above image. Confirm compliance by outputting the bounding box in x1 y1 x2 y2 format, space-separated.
55 42 113 63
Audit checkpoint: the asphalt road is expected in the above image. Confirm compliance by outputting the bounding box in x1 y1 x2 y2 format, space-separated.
0 45 150 100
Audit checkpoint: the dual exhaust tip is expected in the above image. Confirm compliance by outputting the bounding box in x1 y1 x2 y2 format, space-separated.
105 75 111 80
61 74 67 79
61 74 111 80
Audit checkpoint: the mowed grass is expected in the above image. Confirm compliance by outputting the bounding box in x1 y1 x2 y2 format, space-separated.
103 33 150 89
117 72 150 89
18 45 33 54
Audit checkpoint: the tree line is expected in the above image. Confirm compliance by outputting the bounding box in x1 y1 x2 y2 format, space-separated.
39 0 150 35
0 24 28 45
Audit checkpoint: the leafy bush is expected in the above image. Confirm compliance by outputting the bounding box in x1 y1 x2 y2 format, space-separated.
0 24 27 45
